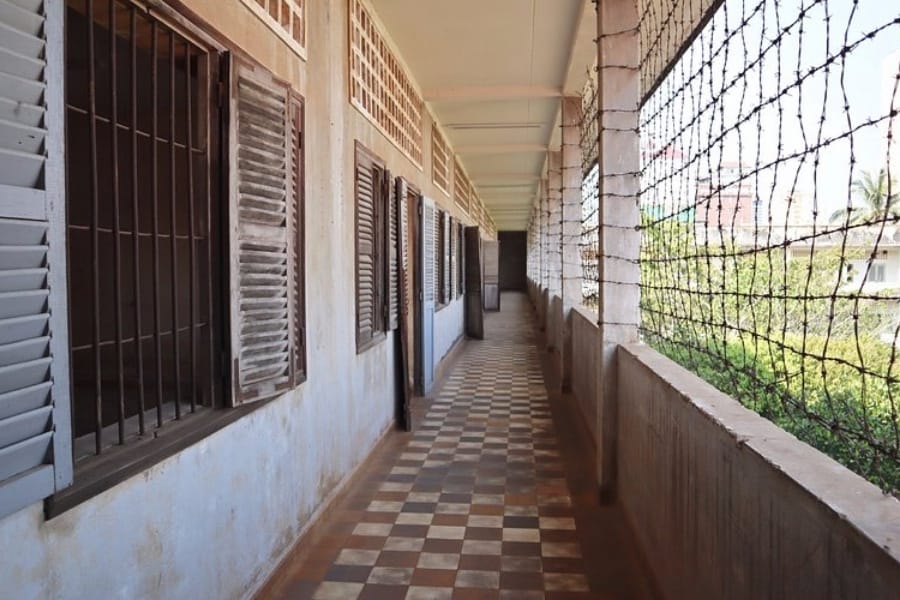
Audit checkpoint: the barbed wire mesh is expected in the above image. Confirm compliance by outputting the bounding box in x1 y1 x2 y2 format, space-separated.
631 0 900 492
580 72 600 308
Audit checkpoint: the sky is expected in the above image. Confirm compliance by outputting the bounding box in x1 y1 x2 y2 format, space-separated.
641 0 900 224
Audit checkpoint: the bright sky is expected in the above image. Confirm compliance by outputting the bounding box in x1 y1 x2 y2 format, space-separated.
643 0 900 223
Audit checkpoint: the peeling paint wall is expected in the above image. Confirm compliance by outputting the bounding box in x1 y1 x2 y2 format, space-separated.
0 1 470 598
434 297 464 366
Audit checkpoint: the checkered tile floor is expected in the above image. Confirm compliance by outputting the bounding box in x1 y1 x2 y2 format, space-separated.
261 294 647 599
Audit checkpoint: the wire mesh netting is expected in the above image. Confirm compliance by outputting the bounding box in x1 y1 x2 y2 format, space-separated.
636 0 900 491
580 74 600 307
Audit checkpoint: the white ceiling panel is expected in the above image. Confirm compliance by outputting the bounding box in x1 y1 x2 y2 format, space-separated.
371 0 593 228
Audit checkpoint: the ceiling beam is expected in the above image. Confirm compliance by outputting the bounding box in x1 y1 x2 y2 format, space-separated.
456 143 548 155
424 85 563 102
472 173 542 182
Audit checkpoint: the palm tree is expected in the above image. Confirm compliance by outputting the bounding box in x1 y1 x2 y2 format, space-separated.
829 168 900 225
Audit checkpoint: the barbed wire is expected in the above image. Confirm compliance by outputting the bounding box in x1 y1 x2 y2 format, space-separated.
629 0 900 492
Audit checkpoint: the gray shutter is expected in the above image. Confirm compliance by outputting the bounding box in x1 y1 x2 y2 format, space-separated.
424 202 435 305
0 0 71 518
288 93 306 385
228 61 293 403
433 209 442 303
355 144 378 349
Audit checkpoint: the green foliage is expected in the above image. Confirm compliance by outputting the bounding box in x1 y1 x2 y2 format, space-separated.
641 218 900 492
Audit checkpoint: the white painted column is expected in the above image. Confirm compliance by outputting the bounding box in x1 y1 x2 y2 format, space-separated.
596 0 641 499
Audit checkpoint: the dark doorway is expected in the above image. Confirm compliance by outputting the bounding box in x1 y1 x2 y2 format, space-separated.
498 231 527 291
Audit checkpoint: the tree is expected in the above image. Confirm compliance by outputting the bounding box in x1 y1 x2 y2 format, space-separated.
829 168 900 225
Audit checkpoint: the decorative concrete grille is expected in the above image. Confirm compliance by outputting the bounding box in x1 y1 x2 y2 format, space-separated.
349 0 424 166
241 0 306 56
453 156 471 212
433 125 451 197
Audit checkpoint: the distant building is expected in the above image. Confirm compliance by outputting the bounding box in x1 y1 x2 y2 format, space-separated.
695 162 759 228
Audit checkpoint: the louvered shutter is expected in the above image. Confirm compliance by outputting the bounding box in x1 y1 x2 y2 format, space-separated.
424 202 435 305
355 144 378 350
288 93 306 385
0 0 71 518
433 209 442 303
397 179 409 286
387 169 398 330
228 61 293 403
457 222 465 298
442 213 451 303
449 218 456 300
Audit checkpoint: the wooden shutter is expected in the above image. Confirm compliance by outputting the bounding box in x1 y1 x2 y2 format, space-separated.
457 222 465 298
288 93 306 385
449 218 456 299
387 169 398 330
397 179 409 284
228 61 293 403
355 143 380 350
0 1 72 518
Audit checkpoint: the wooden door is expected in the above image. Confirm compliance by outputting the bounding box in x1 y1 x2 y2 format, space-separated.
464 227 484 339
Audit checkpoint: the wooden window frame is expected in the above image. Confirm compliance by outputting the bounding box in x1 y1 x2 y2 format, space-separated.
354 142 391 353
47 2 308 517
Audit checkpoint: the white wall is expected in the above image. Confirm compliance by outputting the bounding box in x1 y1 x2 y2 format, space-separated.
434 296 465 367
0 1 467 598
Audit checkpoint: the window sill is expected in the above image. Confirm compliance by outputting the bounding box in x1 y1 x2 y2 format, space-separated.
356 331 387 355
45 403 266 519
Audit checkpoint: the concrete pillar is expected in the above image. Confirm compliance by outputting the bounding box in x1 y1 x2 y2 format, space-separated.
540 177 549 291
595 0 640 500
560 96 583 391
547 151 562 299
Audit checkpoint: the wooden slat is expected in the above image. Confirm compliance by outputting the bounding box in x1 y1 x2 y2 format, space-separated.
230 63 293 402
356 146 377 348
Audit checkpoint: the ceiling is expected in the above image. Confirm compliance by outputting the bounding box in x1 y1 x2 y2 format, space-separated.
370 0 596 231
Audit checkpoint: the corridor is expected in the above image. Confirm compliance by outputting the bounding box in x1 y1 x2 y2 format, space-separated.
259 293 656 599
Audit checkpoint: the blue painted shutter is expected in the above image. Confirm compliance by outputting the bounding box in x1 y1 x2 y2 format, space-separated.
0 0 72 518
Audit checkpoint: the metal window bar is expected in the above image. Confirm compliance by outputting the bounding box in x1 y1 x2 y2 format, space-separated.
65 0 218 459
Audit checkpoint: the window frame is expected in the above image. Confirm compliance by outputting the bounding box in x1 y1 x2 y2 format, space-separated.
354 141 391 353
46 1 308 517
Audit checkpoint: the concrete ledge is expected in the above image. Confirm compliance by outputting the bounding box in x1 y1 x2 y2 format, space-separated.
618 342 900 599
569 305 599 446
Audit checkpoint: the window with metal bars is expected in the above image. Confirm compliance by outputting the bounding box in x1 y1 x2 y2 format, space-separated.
59 0 307 498
66 0 223 461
